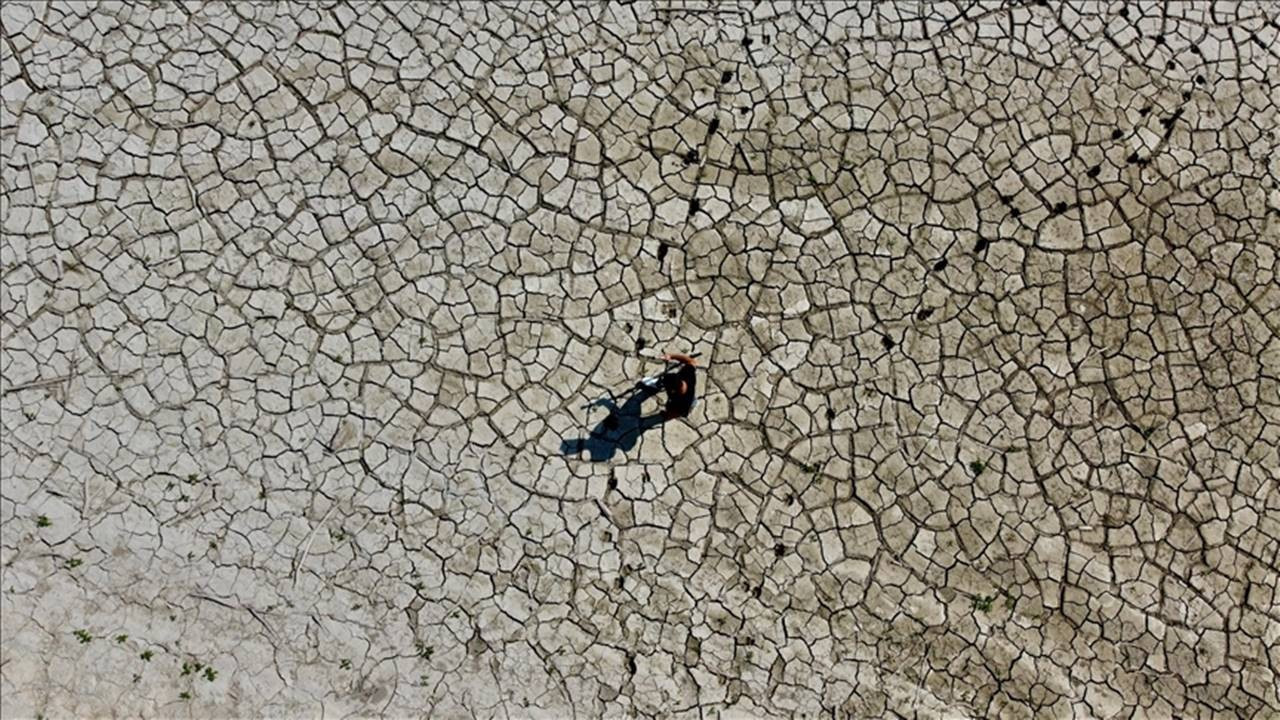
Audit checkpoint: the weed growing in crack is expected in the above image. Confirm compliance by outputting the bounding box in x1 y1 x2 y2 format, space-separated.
969 460 986 476
416 641 434 659
179 691 192 701
203 667 217 682
339 659 352 670
36 515 51 528
64 557 83 569
115 634 128 643
972 594 996 612
141 650 154 661
73 629 93 644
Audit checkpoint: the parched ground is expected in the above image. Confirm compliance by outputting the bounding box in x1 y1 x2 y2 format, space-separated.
2 2 1279 718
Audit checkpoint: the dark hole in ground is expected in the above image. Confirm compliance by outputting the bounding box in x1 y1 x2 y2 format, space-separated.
1119 6 1128 17
684 148 699 164
668 307 677 318
607 474 617 490
1183 90 1192 101
917 307 934 321
637 337 647 351
774 543 785 557
1087 165 1101 178
974 237 989 253
627 655 637 675
1011 207 1020 218
826 408 835 421
624 323 633 332
881 334 895 350
1053 201 1067 214
753 585 762 598
934 257 948 271
721 70 733 83
743 36 753 47
1167 60 1176 70
740 106 750 115
1195 74 1205 85
1111 128 1124 140
708 117 720 135
1127 152 1141 164
1140 106 1151 116
688 198 700 216
657 243 668 262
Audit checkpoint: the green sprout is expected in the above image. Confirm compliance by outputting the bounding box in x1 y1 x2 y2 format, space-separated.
969 460 986 476
141 650 154 661
73 629 93 644
203 667 217 682
115 634 129 644
972 594 996 612
36 515 51 528
64 558 83 569
179 691 192 701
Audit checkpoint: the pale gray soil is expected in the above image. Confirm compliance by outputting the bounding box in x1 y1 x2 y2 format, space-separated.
2 2 1278 718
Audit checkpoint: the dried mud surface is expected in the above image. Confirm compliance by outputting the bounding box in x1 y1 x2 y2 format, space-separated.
2 2 1279 718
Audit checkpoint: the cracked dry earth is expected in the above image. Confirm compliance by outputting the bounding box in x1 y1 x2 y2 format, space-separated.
2 2 1280 719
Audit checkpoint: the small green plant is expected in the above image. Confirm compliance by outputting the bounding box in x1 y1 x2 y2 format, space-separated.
115 634 129 643
969 460 986 476
339 659 352 670
179 691 192 701
73 629 93 644
416 641 434 659
203 667 217 682
141 650 154 661
64 557 83 569
36 515 51 528
180 660 205 677
972 594 996 612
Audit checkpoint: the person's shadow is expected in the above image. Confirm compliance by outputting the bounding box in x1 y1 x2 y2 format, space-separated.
560 381 667 462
